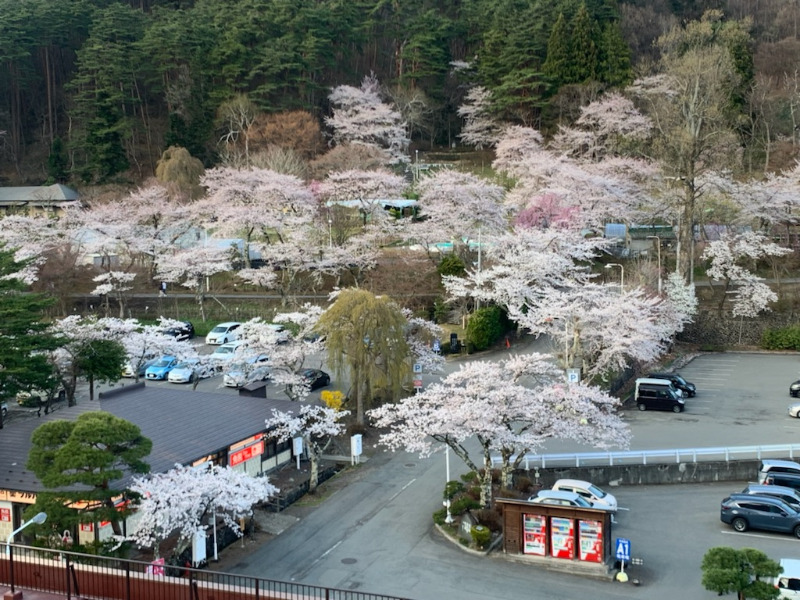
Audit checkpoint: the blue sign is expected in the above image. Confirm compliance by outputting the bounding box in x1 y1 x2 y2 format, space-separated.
615 538 631 561
433 339 440 353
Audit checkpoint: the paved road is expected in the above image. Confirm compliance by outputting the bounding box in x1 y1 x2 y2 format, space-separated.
211 350 800 600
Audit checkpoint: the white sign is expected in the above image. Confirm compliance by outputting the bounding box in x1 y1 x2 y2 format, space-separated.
413 363 422 374
566 368 581 383
351 434 363 465
292 437 304 470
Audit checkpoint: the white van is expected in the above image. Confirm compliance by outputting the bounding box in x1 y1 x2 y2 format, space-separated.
205 322 241 345
773 558 800 598
552 479 618 512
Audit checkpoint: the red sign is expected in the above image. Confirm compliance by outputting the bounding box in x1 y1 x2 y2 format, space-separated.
413 379 423 388
80 523 94 532
550 517 575 559
578 519 603 563
0 508 10 522
229 440 265 467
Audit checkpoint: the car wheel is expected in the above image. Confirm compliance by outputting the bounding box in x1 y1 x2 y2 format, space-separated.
732 517 748 532
323 376 330 387
794 525 800 539
672 404 682 413
637 403 646 411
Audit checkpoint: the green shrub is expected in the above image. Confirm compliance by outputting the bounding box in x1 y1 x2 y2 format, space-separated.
466 306 509 351
437 255 466 278
460 471 479 484
444 480 464 500
432 508 448 525
449 496 481 515
762 326 800 350
470 524 491 549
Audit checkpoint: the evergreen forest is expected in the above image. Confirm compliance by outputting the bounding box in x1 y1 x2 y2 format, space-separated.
2 0 800 184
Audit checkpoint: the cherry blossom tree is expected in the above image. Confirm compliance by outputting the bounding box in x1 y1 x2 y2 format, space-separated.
702 231 790 316
91 271 136 318
369 354 630 507
264 404 349 492
129 463 278 558
457 86 504 150
155 245 233 321
326 75 410 165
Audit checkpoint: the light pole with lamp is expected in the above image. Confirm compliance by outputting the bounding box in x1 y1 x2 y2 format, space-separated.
646 235 662 295
6 512 47 555
444 445 454 524
605 263 624 292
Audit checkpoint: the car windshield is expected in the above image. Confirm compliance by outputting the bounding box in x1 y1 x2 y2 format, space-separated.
573 496 593 507
216 346 235 355
587 484 606 498
154 358 173 367
211 326 228 333
674 375 687 385
174 362 195 369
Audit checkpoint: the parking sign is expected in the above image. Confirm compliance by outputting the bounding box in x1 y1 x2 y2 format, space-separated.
615 537 630 562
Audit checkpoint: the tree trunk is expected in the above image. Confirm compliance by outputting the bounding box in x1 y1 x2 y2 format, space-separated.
308 441 319 492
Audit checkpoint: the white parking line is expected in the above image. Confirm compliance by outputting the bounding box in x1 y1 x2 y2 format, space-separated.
721 529 800 542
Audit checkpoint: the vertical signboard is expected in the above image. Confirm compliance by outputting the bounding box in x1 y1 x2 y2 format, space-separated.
550 517 575 559
0 508 10 522
578 519 603 563
522 514 547 556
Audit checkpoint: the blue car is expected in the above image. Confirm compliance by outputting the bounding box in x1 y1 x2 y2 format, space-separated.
145 356 179 380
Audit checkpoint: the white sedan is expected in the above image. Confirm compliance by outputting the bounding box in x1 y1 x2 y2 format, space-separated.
223 355 270 388
168 359 215 384
789 403 800 418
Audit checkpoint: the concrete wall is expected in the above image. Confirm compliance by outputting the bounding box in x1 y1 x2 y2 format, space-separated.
517 459 761 489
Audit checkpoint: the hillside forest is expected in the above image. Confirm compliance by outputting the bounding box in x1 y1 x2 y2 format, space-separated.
3 0 800 185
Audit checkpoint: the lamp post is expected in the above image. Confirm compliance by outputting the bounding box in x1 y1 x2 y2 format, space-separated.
605 263 624 292
327 216 333 248
444 445 454 524
6 512 47 555
647 235 662 295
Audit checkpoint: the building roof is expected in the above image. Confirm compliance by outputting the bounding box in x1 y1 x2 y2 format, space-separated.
0 384 298 494
0 184 80 205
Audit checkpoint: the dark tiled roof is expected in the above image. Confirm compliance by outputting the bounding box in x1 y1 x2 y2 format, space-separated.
0 184 79 204
0 385 298 495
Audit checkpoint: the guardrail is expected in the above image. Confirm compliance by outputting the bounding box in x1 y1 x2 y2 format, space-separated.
492 443 800 469
1 542 411 600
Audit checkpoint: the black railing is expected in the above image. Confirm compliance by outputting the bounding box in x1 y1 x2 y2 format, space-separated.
1 542 412 600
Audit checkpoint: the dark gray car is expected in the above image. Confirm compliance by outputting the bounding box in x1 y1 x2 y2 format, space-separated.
740 483 800 511
721 493 800 537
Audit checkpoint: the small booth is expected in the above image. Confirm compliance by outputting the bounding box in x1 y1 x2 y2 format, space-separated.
496 498 612 567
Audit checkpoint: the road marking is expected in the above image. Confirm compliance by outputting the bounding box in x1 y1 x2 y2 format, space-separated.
721 530 798 541
388 478 417 503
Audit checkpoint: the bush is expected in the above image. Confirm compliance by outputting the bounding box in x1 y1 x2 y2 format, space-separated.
470 524 491 549
473 509 503 533
437 255 466 278
432 507 448 525
466 306 510 351
444 480 464 500
762 326 800 350
449 496 481 515
514 476 533 493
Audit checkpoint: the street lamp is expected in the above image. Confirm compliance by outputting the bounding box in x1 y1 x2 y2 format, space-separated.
444 445 454 524
647 235 662 295
6 512 47 555
605 263 624 292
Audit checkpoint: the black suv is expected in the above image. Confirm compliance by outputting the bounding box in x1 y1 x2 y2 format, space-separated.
647 372 696 397
721 493 800 537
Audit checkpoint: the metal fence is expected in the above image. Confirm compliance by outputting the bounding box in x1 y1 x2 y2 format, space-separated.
492 443 800 469
1 543 412 600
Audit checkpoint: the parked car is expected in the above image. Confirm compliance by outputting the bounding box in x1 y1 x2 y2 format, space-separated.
205 322 241 345
771 558 800 598
145 356 180 380
223 355 271 388
163 321 195 341
647 372 696 397
1 400 8 418
167 359 214 384
268 323 290 344
763 472 800 492
758 459 800 484
527 490 612 511
790 402 800 418
16 387 66 407
298 368 331 391
720 493 800 537
122 358 157 378
740 483 800 511
634 377 685 413
211 341 244 361
790 379 800 398
551 479 618 512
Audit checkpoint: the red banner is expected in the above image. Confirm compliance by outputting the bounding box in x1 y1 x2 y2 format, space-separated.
0 508 10 522
229 440 265 467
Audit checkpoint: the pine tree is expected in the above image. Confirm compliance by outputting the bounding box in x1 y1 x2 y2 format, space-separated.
599 22 633 88
543 13 573 87
569 3 599 83
46 137 69 184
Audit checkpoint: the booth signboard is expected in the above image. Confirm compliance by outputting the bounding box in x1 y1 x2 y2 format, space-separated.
550 517 575 559
0 507 10 522
578 519 603 563
522 514 546 556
